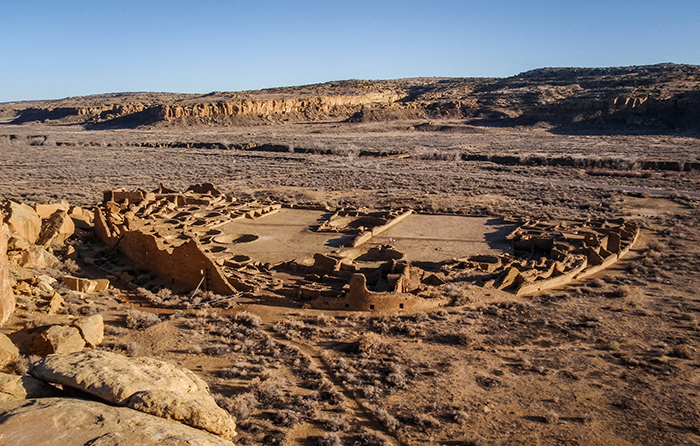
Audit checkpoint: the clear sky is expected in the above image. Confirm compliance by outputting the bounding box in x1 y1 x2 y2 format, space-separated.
1 0 699 102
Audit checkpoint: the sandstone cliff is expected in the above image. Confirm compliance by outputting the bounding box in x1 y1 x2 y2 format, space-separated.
4 63 699 133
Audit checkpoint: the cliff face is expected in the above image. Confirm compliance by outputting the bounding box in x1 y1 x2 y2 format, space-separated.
158 92 400 120
4 63 699 132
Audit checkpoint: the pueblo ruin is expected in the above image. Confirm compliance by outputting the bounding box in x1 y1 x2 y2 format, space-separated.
2 64 698 446
92 183 639 312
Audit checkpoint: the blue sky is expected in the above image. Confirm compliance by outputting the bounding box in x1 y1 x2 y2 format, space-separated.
1 0 698 102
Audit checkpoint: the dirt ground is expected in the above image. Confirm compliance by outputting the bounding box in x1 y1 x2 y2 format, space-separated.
1 120 700 446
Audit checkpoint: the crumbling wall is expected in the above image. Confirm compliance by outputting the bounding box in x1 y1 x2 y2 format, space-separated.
310 273 445 312
316 208 413 247
117 230 236 296
0 220 16 326
351 210 413 247
497 219 640 295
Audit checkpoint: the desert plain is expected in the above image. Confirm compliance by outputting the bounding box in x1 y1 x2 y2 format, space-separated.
0 64 699 445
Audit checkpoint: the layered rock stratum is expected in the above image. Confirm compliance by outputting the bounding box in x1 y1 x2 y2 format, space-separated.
2 63 699 132
0 398 233 446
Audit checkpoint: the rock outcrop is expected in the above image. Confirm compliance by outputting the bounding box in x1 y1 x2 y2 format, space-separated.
29 350 236 439
36 210 75 246
0 223 15 326
71 314 104 348
3 202 41 244
0 333 19 369
29 350 210 404
0 398 233 446
128 389 237 440
31 325 86 355
0 373 63 402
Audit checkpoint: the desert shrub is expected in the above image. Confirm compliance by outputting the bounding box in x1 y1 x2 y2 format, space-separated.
414 413 441 430
219 362 265 379
385 320 425 338
251 376 286 408
442 284 471 305
214 392 259 421
290 393 316 414
434 331 471 346
589 278 605 288
317 432 342 446
63 258 80 274
271 409 301 427
355 431 391 446
475 375 501 389
78 305 99 316
412 312 429 322
274 319 319 340
15 294 36 312
351 332 387 357
671 344 693 359
104 325 128 336
263 431 288 446
320 389 345 405
316 413 348 432
358 385 383 399
384 365 407 389
205 344 231 356
368 405 400 432
308 314 336 326
126 342 142 357
613 285 631 298
431 308 448 319
232 311 262 328
136 287 184 307
461 437 487 446
7 355 31 375
125 308 161 329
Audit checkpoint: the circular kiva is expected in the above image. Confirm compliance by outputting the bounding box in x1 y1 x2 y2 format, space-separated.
213 233 259 244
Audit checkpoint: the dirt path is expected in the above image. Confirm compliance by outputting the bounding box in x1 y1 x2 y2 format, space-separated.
274 333 404 446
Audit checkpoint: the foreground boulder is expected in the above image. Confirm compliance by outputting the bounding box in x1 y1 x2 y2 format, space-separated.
0 334 19 369
0 372 63 402
36 210 75 246
29 350 235 438
17 244 59 269
3 201 41 244
62 276 110 293
31 326 86 355
128 389 237 440
0 398 233 446
29 350 210 403
72 314 104 347
0 223 15 326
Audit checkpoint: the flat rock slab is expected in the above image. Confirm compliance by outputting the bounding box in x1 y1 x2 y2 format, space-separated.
0 397 233 446
29 350 210 405
128 389 237 439
0 372 63 402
